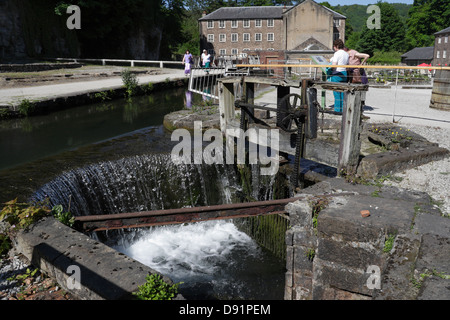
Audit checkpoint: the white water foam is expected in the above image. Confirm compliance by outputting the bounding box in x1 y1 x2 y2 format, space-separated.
114 220 260 285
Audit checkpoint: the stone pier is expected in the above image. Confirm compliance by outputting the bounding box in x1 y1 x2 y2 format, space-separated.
285 177 450 300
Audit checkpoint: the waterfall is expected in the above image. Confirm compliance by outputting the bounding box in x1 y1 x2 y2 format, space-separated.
32 153 241 217
31 152 287 300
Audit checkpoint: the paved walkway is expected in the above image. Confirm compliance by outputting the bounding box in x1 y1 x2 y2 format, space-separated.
0 68 186 107
1 69 449 128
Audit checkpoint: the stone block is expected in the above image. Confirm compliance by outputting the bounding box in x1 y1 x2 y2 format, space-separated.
315 286 371 300
292 226 316 247
317 195 415 244
413 213 450 238
293 246 314 271
285 199 313 227
317 237 384 270
357 145 449 179
14 217 166 300
416 233 450 300
313 258 373 296
373 233 422 300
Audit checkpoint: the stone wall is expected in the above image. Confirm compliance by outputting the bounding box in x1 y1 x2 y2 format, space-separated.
0 0 79 63
285 177 450 300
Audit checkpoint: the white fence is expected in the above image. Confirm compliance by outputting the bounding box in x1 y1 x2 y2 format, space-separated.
52 58 184 68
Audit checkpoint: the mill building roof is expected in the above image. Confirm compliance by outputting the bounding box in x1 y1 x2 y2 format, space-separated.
435 27 450 35
199 1 346 21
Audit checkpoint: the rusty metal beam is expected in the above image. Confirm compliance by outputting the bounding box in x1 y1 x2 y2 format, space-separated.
74 193 355 232
74 197 300 232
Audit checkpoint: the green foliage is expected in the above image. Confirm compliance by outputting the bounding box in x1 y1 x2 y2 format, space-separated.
18 99 35 117
93 91 111 102
305 248 315 262
406 0 450 49
311 197 329 234
0 199 50 230
0 233 11 258
133 273 181 300
356 2 407 56
121 70 139 98
54 1 70 15
51 205 75 227
383 233 396 253
0 199 74 230
367 51 402 65
7 268 38 284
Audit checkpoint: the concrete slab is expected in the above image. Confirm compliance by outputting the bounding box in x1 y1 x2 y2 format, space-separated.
13 217 174 300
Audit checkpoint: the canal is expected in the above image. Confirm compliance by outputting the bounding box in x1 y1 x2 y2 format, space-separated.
0 88 286 300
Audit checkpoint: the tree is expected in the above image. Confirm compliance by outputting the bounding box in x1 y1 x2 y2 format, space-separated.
356 2 407 56
406 0 450 49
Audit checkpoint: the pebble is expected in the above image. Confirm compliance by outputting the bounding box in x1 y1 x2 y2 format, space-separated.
0 255 29 299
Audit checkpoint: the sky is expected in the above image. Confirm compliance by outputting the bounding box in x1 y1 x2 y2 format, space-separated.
324 0 414 5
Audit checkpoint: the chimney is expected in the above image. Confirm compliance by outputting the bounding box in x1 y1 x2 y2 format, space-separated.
202 11 206 17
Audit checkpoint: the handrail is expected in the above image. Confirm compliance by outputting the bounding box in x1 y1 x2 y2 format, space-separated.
236 64 450 71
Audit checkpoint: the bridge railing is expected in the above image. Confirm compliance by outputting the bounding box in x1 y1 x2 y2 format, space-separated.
235 63 450 124
188 67 226 100
50 58 184 68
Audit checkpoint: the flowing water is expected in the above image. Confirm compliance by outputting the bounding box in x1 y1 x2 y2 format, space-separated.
0 88 286 300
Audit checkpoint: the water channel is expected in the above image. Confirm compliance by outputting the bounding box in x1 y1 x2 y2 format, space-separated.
0 88 286 300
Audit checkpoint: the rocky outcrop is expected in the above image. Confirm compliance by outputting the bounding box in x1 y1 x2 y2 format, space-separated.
0 0 27 61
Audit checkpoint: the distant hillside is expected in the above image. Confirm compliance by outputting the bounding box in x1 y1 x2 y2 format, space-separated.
333 3 412 33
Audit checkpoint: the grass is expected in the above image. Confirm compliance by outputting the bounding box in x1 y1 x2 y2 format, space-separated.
383 233 396 253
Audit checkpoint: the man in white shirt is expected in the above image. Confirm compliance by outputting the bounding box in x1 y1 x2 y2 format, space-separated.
328 39 349 113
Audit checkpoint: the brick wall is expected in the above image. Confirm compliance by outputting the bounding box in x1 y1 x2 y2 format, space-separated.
434 32 450 66
199 18 284 56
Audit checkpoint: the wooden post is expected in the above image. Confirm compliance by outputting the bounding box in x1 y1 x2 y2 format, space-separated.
338 90 363 175
306 87 318 139
218 80 236 134
243 81 255 128
276 86 290 128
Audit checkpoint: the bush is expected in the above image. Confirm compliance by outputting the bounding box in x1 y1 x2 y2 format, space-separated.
121 70 139 98
51 205 75 227
18 99 35 116
133 273 181 300
0 199 50 230
0 199 75 231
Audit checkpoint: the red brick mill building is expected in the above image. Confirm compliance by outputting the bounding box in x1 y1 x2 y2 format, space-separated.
198 0 346 65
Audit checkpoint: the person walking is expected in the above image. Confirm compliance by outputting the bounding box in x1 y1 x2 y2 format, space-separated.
327 39 349 113
182 50 193 76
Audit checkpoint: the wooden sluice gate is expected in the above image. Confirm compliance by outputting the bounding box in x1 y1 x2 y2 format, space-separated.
74 72 369 232
74 72 368 233
218 74 370 187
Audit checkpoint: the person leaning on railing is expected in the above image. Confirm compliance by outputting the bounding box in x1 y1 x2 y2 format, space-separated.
326 39 349 113
344 47 370 107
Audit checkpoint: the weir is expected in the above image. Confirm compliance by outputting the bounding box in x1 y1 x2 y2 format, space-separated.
9 64 448 300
